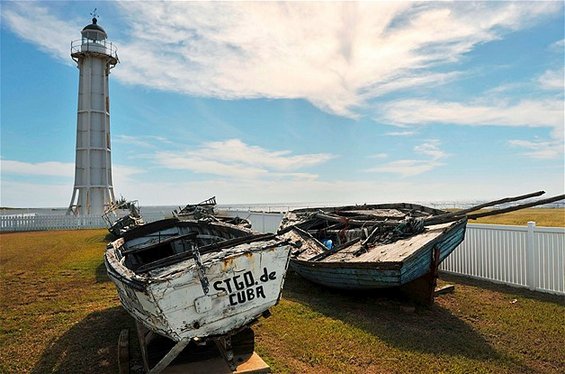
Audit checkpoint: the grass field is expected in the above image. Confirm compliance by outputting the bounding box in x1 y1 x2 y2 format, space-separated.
0 209 563 373
467 208 564 227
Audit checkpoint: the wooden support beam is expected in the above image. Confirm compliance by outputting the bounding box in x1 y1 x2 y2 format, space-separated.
434 284 455 296
118 329 130 374
148 339 191 374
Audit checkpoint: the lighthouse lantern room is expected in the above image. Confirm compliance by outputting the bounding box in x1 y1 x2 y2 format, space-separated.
67 16 119 216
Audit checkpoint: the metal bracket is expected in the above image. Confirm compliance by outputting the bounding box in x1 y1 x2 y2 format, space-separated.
213 335 236 371
187 240 210 295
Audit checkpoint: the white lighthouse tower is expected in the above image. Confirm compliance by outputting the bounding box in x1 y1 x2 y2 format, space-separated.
67 16 119 216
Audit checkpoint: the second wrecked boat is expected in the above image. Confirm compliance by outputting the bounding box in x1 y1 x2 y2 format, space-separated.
278 202 466 304
277 191 564 304
173 196 252 229
103 200 145 237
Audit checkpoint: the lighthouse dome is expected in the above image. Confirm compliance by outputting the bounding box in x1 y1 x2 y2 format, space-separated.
81 18 107 41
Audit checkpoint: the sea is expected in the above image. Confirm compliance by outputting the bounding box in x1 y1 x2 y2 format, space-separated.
1 199 562 217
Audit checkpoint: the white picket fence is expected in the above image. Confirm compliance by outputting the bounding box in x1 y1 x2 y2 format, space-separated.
221 210 284 233
0 211 282 233
440 222 565 295
1 212 563 295
0 212 169 232
0 214 106 231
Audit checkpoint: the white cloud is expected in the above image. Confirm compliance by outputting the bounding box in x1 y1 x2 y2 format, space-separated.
154 139 334 180
1 3 79 65
365 140 446 177
4 170 564 208
0 181 70 208
414 141 447 160
0 160 144 207
508 139 564 160
114 135 174 148
5 170 564 208
361 71 462 100
2 2 560 117
113 164 146 179
1 160 74 177
537 68 564 91
366 159 444 177
378 99 563 128
119 179 434 206
104 170 565 207
483 82 527 96
385 131 416 137
377 98 564 160
369 153 388 159
550 39 565 52
0 159 144 180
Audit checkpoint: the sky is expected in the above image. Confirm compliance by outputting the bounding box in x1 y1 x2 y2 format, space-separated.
1 1 564 208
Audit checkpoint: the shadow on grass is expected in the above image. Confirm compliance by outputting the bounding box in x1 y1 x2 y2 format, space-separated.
95 262 110 283
282 271 523 367
96 229 114 283
32 307 139 374
440 272 565 306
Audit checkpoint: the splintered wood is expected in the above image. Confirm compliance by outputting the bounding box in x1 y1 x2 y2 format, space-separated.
288 221 456 264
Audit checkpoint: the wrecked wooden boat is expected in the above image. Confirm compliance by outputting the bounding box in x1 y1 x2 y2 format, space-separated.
103 200 145 237
105 217 292 371
278 203 465 304
278 191 565 304
173 196 252 229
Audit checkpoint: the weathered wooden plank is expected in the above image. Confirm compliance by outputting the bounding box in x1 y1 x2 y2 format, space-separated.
148 339 191 374
434 284 455 295
118 329 130 374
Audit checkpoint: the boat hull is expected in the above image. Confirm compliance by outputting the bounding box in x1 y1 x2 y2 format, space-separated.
289 219 467 290
105 220 291 342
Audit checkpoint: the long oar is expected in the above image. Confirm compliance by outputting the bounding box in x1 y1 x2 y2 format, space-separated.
427 190 545 222
466 194 564 220
425 194 564 225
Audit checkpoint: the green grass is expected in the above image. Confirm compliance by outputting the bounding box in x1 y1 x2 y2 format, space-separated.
0 209 563 373
254 273 565 374
470 208 564 227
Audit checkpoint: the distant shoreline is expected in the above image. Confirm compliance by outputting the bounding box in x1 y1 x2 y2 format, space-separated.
1 201 563 216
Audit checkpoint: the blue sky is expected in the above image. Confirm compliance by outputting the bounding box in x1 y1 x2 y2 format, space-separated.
1 1 564 208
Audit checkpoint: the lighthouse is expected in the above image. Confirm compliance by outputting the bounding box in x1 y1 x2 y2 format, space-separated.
67 17 119 216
